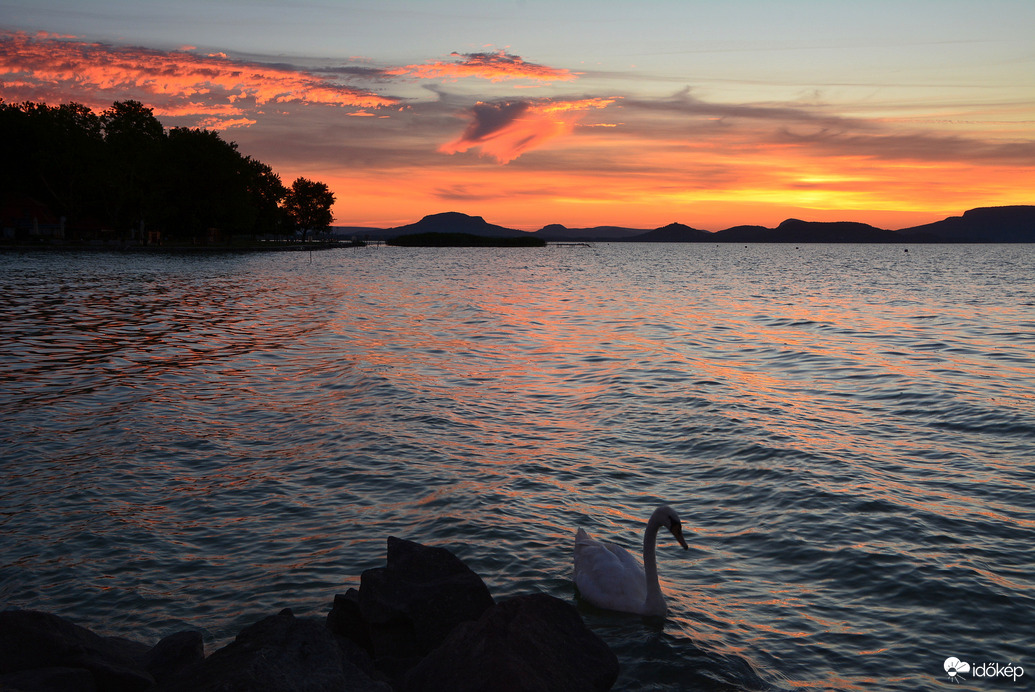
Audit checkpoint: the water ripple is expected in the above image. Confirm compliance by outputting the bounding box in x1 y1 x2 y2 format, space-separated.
1 245 1033 689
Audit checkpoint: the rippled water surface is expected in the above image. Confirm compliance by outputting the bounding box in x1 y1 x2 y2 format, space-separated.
2 244 1033 689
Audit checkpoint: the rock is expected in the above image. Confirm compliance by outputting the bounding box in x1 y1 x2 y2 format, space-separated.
2 538 620 691
404 593 619 692
143 630 204 684
104 636 151 663
0 666 96 691
326 589 370 650
0 610 154 692
354 537 495 673
156 608 388 692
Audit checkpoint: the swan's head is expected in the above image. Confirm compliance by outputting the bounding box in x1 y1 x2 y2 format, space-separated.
653 505 689 550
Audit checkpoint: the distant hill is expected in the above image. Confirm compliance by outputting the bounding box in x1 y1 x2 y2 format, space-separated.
626 222 713 242
897 206 1035 242
332 206 1035 244
387 212 525 238
714 219 903 243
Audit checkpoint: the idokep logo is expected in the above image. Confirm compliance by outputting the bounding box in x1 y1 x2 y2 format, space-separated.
944 657 970 683
943 656 1025 684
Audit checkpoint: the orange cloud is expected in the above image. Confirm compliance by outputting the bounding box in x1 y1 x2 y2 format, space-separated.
0 31 397 124
441 97 616 163
195 116 258 130
387 49 577 83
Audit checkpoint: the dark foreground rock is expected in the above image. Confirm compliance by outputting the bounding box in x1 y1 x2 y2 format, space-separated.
337 536 496 676
404 593 618 692
0 609 156 691
1 537 618 691
156 609 388 692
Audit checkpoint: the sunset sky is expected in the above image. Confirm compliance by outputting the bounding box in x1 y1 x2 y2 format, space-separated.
2 0 1033 230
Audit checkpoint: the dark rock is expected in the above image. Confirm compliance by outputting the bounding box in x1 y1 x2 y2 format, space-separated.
326 589 371 649
404 592 619 692
3 538 621 691
0 610 154 692
104 636 151 663
0 666 96 691
357 536 495 670
143 630 204 684
156 608 388 692
334 633 389 688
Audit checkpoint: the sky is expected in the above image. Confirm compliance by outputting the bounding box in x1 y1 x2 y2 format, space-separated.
2 0 1033 230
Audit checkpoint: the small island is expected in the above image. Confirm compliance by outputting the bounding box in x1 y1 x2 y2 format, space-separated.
386 232 546 247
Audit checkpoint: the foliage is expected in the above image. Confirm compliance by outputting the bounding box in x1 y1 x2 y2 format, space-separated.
283 177 335 241
0 99 328 243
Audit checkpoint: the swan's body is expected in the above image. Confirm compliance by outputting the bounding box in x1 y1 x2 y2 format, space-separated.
573 505 688 616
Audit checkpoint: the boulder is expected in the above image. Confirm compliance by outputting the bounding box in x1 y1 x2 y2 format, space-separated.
2 538 620 691
349 536 494 672
0 666 96 692
403 593 619 692
326 589 370 650
156 608 388 692
0 610 154 692
143 630 204 684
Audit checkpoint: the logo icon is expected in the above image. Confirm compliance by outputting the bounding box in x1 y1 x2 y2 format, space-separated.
944 657 971 683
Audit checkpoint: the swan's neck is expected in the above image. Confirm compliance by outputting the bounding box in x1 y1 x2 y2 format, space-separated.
642 518 665 614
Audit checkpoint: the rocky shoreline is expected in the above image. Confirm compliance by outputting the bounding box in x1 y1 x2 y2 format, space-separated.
0 537 619 691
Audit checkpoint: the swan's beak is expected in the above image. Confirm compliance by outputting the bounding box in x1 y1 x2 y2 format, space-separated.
671 525 688 550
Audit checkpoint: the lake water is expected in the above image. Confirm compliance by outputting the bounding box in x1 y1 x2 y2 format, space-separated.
1 243 1033 690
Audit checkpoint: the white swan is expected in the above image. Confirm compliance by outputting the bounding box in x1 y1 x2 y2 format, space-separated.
573 505 688 616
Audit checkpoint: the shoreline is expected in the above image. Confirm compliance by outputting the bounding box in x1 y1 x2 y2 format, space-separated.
0 240 364 253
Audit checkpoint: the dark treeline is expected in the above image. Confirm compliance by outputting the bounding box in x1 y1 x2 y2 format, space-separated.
1 99 334 244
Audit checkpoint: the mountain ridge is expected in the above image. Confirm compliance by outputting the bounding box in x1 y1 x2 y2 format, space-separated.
340 206 1035 243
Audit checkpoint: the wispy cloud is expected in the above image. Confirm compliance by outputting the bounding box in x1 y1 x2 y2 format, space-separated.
440 97 616 163
775 127 1035 165
387 49 577 83
622 87 869 131
0 31 398 128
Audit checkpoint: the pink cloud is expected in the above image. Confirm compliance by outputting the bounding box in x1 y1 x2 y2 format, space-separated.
441 97 616 163
195 116 258 130
0 30 397 125
388 49 577 83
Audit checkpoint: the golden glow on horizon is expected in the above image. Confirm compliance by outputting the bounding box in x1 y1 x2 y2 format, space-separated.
317 154 1034 231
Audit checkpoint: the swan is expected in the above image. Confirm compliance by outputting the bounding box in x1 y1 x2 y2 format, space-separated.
573 505 688 616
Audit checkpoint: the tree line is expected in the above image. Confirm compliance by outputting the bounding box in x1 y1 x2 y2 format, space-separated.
1 99 335 244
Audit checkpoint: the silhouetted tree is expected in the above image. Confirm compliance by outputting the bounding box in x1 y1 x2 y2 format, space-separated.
1 101 106 236
150 129 291 241
152 128 250 240
283 177 335 241
99 100 164 235
241 158 288 236
1 98 316 244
